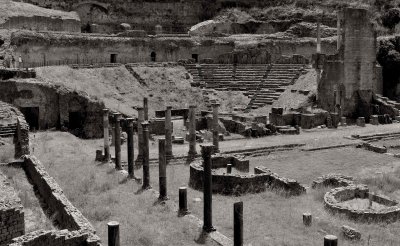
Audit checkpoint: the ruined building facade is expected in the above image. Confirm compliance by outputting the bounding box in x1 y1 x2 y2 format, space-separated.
318 8 383 119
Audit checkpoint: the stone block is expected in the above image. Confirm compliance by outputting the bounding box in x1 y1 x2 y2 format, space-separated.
271 107 283 115
342 225 361 241
371 115 379 125
300 114 315 129
172 137 185 144
356 117 365 127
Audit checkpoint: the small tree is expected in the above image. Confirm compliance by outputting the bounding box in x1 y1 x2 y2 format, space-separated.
381 8 400 32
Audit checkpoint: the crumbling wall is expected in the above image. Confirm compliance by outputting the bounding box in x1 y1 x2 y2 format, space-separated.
14 116 30 158
0 80 104 138
10 156 101 246
0 16 80 32
11 31 337 66
0 174 24 246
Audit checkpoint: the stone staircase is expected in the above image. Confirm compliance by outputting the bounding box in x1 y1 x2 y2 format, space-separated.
246 64 305 109
0 124 16 138
186 63 305 109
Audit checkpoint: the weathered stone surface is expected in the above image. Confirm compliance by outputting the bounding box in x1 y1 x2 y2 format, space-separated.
312 174 354 189
342 225 361 241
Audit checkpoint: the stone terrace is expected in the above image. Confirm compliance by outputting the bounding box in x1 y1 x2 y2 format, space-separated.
186 63 305 108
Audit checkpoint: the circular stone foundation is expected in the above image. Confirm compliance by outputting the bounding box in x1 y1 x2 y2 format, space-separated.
324 185 400 223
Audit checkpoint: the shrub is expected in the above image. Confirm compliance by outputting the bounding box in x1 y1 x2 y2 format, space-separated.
381 8 400 30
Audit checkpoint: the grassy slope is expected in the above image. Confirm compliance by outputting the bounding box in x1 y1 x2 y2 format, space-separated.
35 65 207 118
0 0 79 22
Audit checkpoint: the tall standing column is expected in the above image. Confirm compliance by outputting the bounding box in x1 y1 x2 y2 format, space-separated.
144 97 149 121
103 109 110 161
212 103 220 153
165 105 173 160
158 138 168 200
142 121 151 189
107 221 120 246
201 144 216 232
114 113 122 170
126 118 135 178
188 105 197 160
135 107 144 166
234 201 243 246
317 21 321 54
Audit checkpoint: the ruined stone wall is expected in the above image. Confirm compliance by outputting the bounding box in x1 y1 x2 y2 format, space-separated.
0 174 24 246
11 31 338 66
19 0 205 33
0 16 80 32
9 156 101 246
14 116 30 158
0 80 104 138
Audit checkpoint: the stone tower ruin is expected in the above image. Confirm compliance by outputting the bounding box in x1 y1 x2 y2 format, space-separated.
317 7 382 119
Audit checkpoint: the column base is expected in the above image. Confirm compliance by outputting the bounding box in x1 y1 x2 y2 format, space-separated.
178 209 191 217
158 196 169 202
202 226 216 233
142 184 152 190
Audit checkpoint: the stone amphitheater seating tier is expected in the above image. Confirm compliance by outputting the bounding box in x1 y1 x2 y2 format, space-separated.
186 64 305 109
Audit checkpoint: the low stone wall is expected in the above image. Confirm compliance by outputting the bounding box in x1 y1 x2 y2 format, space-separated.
0 69 36 80
269 111 339 129
0 174 24 246
360 142 387 154
210 154 249 172
254 167 306 196
324 185 400 223
11 156 101 246
312 174 354 189
189 157 305 196
148 118 174 135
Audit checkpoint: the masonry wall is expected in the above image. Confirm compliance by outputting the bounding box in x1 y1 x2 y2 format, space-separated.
11 31 338 66
9 156 101 246
0 16 80 32
0 174 24 246
0 80 104 138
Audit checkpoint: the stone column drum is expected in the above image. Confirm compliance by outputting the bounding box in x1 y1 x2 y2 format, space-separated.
135 107 144 166
188 105 197 159
212 103 220 153
114 113 122 170
165 106 173 160
103 108 110 161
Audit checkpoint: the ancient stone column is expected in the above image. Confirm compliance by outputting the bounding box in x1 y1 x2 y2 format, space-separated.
165 105 173 160
303 213 312 226
324 235 338 246
317 21 321 54
103 109 110 161
234 201 243 246
114 113 122 170
135 107 144 166
111 125 115 146
201 144 216 232
179 187 189 216
188 105 197 160
158 138 168 201
212 103 220 153
337 13 342 51
142 121 151 189
143 97 149 121
108 221 120 246
126 118 135 178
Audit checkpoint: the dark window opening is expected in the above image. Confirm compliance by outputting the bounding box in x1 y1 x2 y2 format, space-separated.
151 52 156 62
192 54 199 63
82 23 92 33
110 54 117 63
20 107 39 131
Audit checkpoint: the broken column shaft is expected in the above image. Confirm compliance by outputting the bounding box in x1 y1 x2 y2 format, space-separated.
108 221 120 246
234 201 243 246
165 106 173 160
202 144 216 232
158 138 168 200
103 109 110 161
135 107 144 166
114 113 122 170
212 103 220 153
126 118 135 178
188 105 197 159
142 121 151 189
